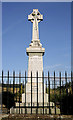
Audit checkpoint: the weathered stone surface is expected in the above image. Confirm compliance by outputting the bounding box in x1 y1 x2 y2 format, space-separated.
10 9 60 114
22 9 47 104
10 107 60 114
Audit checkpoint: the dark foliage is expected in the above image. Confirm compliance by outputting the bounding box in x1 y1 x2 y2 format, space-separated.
61 94 73 115
2 91 15 109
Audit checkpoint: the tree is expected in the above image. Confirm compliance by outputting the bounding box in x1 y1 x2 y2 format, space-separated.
2 91 15 109
60 94 73 115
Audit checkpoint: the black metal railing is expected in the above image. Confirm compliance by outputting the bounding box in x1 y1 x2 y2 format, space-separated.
0 71 73 115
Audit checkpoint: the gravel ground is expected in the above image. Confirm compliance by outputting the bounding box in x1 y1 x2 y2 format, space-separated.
1 114 73 120
0 114 9 120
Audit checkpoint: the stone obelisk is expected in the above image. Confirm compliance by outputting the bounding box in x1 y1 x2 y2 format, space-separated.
22 9 48 104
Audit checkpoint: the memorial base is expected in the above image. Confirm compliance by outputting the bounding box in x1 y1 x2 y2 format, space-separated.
10 102 60 114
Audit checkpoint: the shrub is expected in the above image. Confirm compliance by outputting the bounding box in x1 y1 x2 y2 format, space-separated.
2 91 15 109
60 94 73 115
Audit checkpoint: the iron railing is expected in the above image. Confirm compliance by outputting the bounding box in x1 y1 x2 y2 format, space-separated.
0 71 73 115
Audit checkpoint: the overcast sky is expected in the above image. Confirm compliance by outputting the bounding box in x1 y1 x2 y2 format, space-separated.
2 2 71 75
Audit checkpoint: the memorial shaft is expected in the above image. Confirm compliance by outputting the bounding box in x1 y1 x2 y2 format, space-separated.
22 9 48 104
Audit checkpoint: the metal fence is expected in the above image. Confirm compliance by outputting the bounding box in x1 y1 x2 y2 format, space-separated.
0 71 73 115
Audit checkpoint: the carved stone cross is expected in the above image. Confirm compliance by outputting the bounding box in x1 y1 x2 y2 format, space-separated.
28 9 43 46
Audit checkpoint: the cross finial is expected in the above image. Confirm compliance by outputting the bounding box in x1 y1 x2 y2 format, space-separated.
28 9 43 47
28 9 43 21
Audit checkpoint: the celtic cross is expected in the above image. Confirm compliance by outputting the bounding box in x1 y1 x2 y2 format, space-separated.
28 9 43 46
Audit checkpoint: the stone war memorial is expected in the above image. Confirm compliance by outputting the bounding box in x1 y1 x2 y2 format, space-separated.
10 9 60 114
22 9 48 104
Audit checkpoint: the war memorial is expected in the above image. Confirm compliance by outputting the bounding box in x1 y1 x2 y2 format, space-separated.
10 9 60 114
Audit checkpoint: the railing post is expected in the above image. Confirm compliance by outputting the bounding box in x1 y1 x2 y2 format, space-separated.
23 80 24 93
46 80 47 93
10 80 11 92
16 80 17 102
13 71 15 96
59 72 61 115
7 71 9 113
65 71 68 114
42 71 44 114
65 71 68 94
2 70 3 94
19 72 21 114
13 71 15 108
54 71 56 115
62 81 64 96
71 71 73 94
25 71 26 114
37 71 38 114
2 70 3 113
31 71 32 114
48 71 50 114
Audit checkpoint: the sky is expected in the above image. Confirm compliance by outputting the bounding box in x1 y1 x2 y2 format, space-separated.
2 2 71 75
71 2 73 72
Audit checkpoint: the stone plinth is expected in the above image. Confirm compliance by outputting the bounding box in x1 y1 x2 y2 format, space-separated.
22 48 46 103
10 102 60 114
